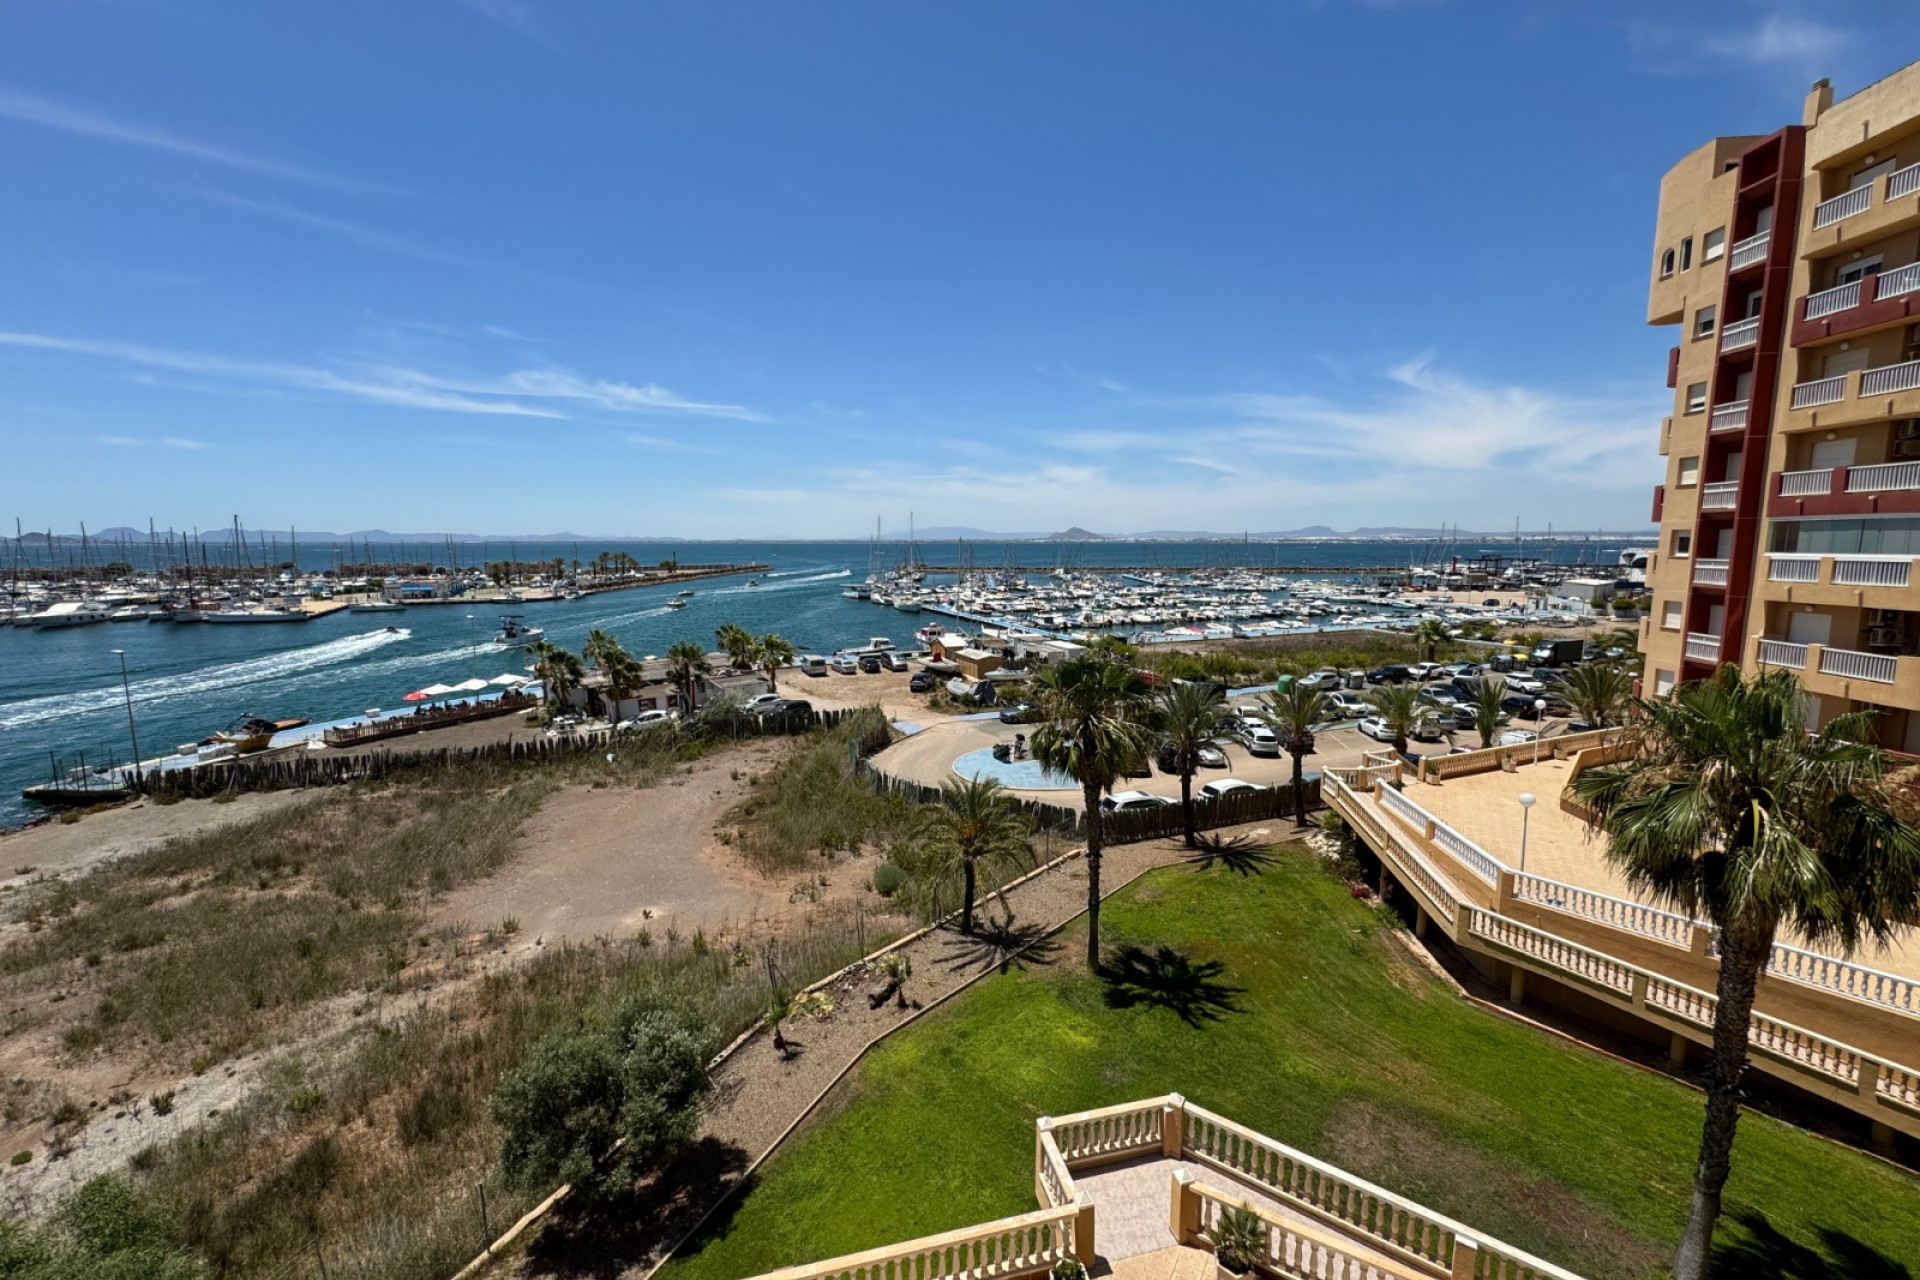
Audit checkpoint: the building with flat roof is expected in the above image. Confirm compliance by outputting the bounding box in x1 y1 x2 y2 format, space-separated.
1643 62 1920 746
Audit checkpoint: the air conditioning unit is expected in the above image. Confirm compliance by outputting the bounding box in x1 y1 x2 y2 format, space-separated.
1897 421 1920 459
1869 625 1903 647
1871 609 1904 626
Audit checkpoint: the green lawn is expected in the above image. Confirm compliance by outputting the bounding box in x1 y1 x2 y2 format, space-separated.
657 850 1920 1280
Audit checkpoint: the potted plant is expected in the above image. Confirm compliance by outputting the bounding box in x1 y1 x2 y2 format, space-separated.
1208 1206 1266 1280
1050 1259 1088 1280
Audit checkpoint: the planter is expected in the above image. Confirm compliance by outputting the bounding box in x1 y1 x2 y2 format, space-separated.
1216 1263 1252 1280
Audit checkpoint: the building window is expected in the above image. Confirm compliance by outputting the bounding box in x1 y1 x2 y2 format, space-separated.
1681 237 1695 271
1661 248 1677 278
1654 669 1677 696
1677 456 1700 488
1685 382 1707 414
1693 304 1717 338
1672 529 1693 558
1661 600 1684 630
1703 228 1725 262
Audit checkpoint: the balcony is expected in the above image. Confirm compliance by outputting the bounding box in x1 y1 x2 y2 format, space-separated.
1792 264 1920 345
1783 360 1920 432
1766 555 1821 583
1790 374 1848 408
1756 638 1809 668
1685 632 1723 663
1759 553 1920 605
1863 357 1920 397
1779 467 1834 497
1893 161 1920 202
1719 317 1761 352
1833 556 1914 588
1813 184 1873 230
1692 557 1730 586
1709 399 1749 432
1804 279 1862 320
1848 460 1920 493
1770 460 1920 516
1699 480 1740 511
1729 229 1771 271
1820 645 1900 684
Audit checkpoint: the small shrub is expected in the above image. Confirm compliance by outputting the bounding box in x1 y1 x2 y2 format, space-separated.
58 812 81 825
397 1080 467 1147
9 1150 29 1166
149 1091 174 1116
286 1087 326 1119
501 917 520 935
872 864 908 897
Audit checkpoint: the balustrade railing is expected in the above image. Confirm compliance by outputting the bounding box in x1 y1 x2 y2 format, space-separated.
1755 638 1809 669
1691 558 1729 586
1048 1098 1162 1163
1765 556 1820 584
749 1205 1081 1280
1818 645 1899 684
1374 783 1426 833
1431 821 1502 886
1729 230 1771 271
1832 556 1912 588
1878 261 1920 300
1508 875 1694 948
1699 481 1739 510
1845 460 1920 492
1861 357 1920 397
1718 316 1760 351
1803 279 1861 320
1889 160 1920 202
1709 399 1749 432
1790 375 1848 409
1185 1178 1426 1280
1766 942 1918 1017
1813 184 1872 229
1684 632 1722 663
1778 468 1834 497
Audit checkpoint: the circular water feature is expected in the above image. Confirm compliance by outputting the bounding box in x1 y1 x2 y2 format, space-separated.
952 747 1077 791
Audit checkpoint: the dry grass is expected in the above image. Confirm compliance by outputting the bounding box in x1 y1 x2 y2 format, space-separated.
728 709 917 874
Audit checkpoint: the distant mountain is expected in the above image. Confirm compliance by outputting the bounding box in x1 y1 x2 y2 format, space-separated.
912 526 1049 540
1045 527 1109 541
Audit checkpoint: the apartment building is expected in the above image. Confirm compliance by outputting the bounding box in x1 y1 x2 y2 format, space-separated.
1645 63 1920 751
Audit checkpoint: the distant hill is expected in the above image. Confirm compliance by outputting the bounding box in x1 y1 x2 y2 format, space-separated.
1045 527 1108 541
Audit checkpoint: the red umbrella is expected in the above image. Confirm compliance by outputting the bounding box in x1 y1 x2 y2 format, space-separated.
402 690 429 702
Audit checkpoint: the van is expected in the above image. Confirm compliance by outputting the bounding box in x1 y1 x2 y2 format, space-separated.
831 653 859 675
799 655 829 677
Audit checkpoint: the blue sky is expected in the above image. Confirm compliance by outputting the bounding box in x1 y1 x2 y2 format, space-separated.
0 2 1905 539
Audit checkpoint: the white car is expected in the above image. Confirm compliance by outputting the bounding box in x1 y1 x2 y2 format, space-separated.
1101 789 1174 813
616 708 677 731
1296 670 1342 691
742 692 783 710
1199 778 1265 800
1358 717 1397 743
1321 694 1368 718
1498 728 1539 746
830 654 859 674
1239 722 1282 757
881 651 911 672
1506 674 1545 694
1407 661 1442 680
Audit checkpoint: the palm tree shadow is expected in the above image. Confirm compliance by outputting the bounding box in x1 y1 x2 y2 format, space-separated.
935 918 1062 975
1185 832 1278 877
1708 1209 1914 1279
1099 944 1245 1027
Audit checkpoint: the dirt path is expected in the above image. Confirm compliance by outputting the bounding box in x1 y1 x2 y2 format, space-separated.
512 824 1290 1278
0 790 319 885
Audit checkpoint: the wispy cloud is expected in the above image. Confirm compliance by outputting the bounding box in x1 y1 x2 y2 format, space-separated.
0 330 761 423
1630 13 1854 76
0 85 362 190
1706 15 1852 65
455 0 555 45
195 190 467 265
96 434 209 450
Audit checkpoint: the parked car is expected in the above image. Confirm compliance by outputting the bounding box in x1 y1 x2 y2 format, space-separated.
831 653 859 674
1406 662 1442 681
1440 662 1481 680
615 708 677 731
1101 790 1173 813
1498 728 1539 746
1157 740 1228 772
769 698 814 721
1366 664 1413 684
881 651 911 672
999 702 1040 724
1297 670 1342 691
1504 673 1545 694
742 692 783 711
1418 685 1463 707
1446 705 1479 731
1321 693 1369 718
909 670 935 693
1198 778 1265 800
858 653 882 673
1239 721 1282 757
799 655 829 677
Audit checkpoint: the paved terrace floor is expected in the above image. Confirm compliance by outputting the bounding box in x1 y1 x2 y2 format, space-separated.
1412 757 1920 984
1075 1155 1410 1278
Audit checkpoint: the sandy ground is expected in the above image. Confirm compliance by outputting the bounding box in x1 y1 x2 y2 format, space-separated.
0 790 320 884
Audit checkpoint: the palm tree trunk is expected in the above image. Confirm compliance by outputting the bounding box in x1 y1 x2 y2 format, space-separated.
1672 924 1773 1280
1082 780 1103 972
1180 771 1195 848
1291 748 1308 829
962 858 977 935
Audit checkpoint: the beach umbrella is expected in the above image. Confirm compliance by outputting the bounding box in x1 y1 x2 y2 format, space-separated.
489 673 527 686
402 690 430 702
418 683 458 697
453 678 489 692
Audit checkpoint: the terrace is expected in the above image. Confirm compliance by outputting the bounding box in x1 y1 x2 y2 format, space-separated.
1324 738 1920 1147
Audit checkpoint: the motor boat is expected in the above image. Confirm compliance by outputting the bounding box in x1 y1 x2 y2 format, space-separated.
491 615 545 647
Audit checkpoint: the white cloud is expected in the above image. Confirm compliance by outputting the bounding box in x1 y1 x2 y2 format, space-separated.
0 86 361 189
195 190 467 265
1706 15 1852 65
95 434 209 449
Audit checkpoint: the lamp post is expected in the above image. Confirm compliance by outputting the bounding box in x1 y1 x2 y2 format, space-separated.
466 614 476 677
1533 698 1546 764
111 649 141 791
1517 792 1536 872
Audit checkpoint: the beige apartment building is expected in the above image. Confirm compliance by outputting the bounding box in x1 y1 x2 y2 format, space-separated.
1644 62 1920 748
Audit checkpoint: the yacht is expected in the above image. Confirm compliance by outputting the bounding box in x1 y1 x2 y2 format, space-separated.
205 605 310 624
666 597 687 610
491 615 545 647
22 601 110 628
348 599 406 614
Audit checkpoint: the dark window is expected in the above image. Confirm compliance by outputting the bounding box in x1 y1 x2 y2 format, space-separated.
1661 249 1677 278
1681 237 1695 271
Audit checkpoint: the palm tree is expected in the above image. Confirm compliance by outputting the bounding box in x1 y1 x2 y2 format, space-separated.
715 623 756 673
1261 682 1328 829
1157 682 1231 847
1363 683 1429 758
528 640 585 714
1030 655 1156 971
581 629 626 720
755 632 797 693
1572 667 1920 1280
1411 618 1451 663
917 777 1037 934
1560 661 1633 728
665 641 712 715
1465 675 1510 750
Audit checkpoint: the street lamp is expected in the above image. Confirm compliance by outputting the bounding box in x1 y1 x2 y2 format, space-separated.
111 649 141 791
466 614 477 677
1517 792 1536 872
1533 698 1546 764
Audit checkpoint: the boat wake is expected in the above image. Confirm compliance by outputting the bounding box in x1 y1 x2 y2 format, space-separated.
708 568 851 596
765 567 851 579
0 628 413 731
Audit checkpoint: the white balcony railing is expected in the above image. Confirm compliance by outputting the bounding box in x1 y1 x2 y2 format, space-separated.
1779 468 1835 497
1729 230 1771 271
1790 375 1848 409
1700 480 1740 510
1685 632 1723 662
1719 317 1761 351
1813 184 1873 229
1756 638 1810 669
1709 399 1749 432
1889 160 1920 203
1846 460 1920 492
1766 555 1821 583
1819 645 1900 684
1691 558 1730 586
1833 557 1914 588
1877 261 1920 301
1803 279 1861 320
1861 357 1920 397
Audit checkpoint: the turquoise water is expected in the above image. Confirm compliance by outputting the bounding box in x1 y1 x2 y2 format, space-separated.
0 538 1617 827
